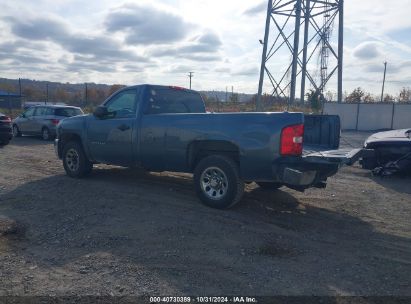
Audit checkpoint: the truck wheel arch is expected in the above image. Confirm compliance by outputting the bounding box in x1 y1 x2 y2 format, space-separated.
188 140 240 171
59 133 84 158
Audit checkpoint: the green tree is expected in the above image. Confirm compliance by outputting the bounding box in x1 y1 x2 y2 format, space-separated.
306 89 321 111
399 87 411 102
345 87 365 103
54 88 69 103
363 93 375 103
383 94 395 102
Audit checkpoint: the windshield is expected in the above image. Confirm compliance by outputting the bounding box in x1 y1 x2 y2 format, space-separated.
54 107 83 117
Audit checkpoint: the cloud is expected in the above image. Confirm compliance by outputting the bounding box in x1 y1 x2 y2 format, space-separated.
165 65 196 73
214 67 231 73
6 16 68 41
105 3 191 45
232 66 259 76
150 31 222 62
179 32 222 54
352 41 383 60
0 40 52 65
365 60 411 74
243 2 266 16
7 16 148 63
151 32 222 61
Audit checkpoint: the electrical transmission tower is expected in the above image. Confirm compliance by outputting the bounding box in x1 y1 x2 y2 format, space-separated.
256 0 344 110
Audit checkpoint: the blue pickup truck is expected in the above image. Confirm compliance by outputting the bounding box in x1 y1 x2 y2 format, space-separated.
55 85 361 209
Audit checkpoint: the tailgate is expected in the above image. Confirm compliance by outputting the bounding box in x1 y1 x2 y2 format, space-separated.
303 148 363 166
304 114 340 149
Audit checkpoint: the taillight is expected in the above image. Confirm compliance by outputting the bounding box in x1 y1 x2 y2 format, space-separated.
0 116 11 123
280 124 304 156
51 119 60 126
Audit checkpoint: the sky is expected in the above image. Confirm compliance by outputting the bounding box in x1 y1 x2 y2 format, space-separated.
0 0 410 97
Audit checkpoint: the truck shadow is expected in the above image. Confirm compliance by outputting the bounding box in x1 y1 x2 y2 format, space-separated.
0 168 410 296
8 136 53 147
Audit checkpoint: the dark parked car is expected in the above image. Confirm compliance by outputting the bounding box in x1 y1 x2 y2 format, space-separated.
12 105 83 140
55 85 361 209
360 128 411 174
0 112 12 145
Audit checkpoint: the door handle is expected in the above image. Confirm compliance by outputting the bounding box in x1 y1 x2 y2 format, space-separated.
117 124 131 131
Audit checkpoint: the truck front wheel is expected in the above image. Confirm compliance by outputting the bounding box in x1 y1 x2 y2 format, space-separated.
194 155 244 209
62 141 93 178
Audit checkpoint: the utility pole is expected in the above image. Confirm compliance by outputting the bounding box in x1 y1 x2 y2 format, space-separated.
85 83 88 107
381 61 387 102
188 72 194 89
225 86 228 102
46 83 48 105
18 78 22 96
18 78 22 107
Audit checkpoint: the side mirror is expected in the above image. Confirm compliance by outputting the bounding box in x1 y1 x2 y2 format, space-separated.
93 106 108 118
21 113 26 118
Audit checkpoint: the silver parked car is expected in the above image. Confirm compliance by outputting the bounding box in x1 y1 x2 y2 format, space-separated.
12 105 84 140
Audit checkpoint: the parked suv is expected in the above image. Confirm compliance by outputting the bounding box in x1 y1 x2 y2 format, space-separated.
13 105 83 140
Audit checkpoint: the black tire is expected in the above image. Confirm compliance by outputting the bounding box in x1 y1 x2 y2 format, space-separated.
194 155 244 209
84 161 94 176
62 141 93 178
12 125 21 137
256 182 283 190
41 127 52 141
0 139 10 146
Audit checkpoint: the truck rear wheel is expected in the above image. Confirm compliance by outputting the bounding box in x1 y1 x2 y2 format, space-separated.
62 141 93 178
194 155 244 209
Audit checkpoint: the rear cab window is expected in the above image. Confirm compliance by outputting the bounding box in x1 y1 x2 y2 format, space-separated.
145 86 206 114
54 107 83 117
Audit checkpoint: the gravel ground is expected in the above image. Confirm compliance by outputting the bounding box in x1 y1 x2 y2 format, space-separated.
0 132 410 296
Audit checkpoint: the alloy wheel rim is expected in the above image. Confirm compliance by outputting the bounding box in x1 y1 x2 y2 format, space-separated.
200 167 228 200
65 148 80 172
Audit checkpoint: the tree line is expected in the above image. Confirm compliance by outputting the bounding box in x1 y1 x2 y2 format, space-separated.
0 79 125 107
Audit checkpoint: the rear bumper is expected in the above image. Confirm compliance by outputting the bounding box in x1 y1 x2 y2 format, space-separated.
272 148 363 191
273 159 338 191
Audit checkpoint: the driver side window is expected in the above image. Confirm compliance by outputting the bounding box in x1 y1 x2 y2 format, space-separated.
106 90 137 119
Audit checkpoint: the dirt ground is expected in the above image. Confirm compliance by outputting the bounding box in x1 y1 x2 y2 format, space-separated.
0 132 410 296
